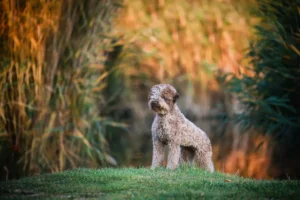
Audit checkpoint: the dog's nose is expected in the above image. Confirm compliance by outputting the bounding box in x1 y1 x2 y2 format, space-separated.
151 101 159 108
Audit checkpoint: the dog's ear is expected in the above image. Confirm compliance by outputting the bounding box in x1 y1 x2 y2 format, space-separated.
173 92 180 102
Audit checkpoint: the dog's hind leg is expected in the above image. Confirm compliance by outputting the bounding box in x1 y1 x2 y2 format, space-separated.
196 150 214 172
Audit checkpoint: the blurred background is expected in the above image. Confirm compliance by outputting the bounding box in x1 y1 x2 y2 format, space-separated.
0 0 299 180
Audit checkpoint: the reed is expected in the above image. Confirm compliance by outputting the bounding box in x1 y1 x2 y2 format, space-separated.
0 0 122 179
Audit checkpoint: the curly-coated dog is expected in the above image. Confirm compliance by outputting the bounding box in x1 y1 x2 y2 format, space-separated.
149 84 214 172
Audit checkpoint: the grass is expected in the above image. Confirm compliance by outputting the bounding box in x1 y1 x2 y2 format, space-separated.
0 167 299 199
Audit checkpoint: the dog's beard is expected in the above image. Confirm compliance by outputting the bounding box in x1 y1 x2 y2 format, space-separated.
152 107 168 115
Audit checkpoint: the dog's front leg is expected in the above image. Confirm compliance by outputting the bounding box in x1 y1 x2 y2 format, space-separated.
151 137 165 169
167 143 181 170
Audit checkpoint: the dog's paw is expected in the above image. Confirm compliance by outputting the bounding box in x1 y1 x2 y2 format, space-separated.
166 165 178 170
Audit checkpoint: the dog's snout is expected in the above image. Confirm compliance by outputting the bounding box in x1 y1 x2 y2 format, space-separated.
151 101 159 108
150 101 159 109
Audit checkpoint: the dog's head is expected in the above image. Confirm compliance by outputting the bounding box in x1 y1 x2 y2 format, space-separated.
148 84 180 115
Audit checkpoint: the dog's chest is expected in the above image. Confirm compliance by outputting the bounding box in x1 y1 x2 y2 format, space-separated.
152 116 174 142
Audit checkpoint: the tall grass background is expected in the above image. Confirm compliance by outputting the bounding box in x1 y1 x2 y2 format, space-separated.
0 0 123 180
117 0 257 92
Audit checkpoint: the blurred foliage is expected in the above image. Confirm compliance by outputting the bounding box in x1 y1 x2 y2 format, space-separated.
116 0 257 98
221 0 300 179
0 0 123 180
223 0 300 135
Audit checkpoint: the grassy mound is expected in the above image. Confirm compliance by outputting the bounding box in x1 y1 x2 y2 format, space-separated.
0 167 299 199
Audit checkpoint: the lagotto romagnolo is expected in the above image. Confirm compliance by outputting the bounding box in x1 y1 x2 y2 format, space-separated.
148 84 214 172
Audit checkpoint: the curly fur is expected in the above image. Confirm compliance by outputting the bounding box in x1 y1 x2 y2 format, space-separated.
149 84 214 172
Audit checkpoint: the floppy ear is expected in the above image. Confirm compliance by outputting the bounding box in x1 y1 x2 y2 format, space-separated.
173 92 180 102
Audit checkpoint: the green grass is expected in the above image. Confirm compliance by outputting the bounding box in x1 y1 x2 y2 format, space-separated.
0 167 299 199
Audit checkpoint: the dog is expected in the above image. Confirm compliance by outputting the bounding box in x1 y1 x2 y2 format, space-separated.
149 84 214 172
